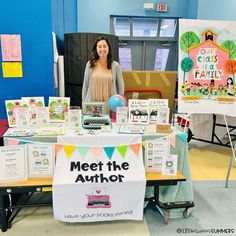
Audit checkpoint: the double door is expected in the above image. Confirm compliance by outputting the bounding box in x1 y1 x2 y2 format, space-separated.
119 40 177 71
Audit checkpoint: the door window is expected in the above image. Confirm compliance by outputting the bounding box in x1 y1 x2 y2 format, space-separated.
110 16 178 71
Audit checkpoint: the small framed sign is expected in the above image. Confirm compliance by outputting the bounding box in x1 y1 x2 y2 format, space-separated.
82 102 106 115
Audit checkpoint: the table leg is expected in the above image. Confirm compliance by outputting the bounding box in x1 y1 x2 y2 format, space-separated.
0 195 8 232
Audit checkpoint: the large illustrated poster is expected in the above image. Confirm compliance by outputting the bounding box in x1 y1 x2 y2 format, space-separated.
178 19 236 116
53 135 146 223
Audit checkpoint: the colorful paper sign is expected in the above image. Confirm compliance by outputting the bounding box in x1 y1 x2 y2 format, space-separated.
2 62 23 78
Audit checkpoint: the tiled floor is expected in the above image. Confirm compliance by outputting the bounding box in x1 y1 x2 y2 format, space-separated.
2 139 236 235
3 206 150 236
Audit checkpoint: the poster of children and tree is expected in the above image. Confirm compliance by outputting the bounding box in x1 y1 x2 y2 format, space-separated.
178 19 236 116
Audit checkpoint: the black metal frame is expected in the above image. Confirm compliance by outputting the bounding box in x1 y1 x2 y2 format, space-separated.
0 176 195 232
191 114 236 147
145 178 194 224
0 184 52 232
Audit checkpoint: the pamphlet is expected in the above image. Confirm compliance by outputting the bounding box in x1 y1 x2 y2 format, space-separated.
35 107 50 124
119 124 144 134
15 108 30 127
156 107 170 124
161 154 178 176
145 139 170 172
116 107 128 124
21 97 45 124
67 109 82 128
34 123 65 136
27 143 54 178
0 145 27 183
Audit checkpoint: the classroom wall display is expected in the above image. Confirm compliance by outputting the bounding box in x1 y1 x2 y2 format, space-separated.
0 34 23 78
53 135 146 222
178 19 236 116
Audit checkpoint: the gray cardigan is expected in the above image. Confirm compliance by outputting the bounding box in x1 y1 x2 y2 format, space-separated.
82 61 124 102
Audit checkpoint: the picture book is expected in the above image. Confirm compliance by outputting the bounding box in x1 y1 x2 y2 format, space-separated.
5 99 28 127
48 97 70 122
149 99 168 123
128 99 149 124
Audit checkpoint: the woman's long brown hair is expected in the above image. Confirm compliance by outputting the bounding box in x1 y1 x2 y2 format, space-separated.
89 36 113 69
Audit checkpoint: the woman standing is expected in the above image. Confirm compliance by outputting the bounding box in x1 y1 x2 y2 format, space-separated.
82 36 124 106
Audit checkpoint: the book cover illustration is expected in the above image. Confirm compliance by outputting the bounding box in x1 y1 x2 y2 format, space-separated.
21 97 45 124
178 19 236 115
149 99 168 123
128 99 149 124
48 97 70 122
5 100 28 127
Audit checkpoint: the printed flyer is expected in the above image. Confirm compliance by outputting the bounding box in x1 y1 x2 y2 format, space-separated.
0 145 27 183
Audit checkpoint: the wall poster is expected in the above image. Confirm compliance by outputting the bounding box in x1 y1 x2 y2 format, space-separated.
178 19 236 116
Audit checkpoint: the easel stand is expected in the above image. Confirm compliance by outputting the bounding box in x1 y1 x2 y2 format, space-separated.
223 115 236 188
191 114 236 147
175 113 236 188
